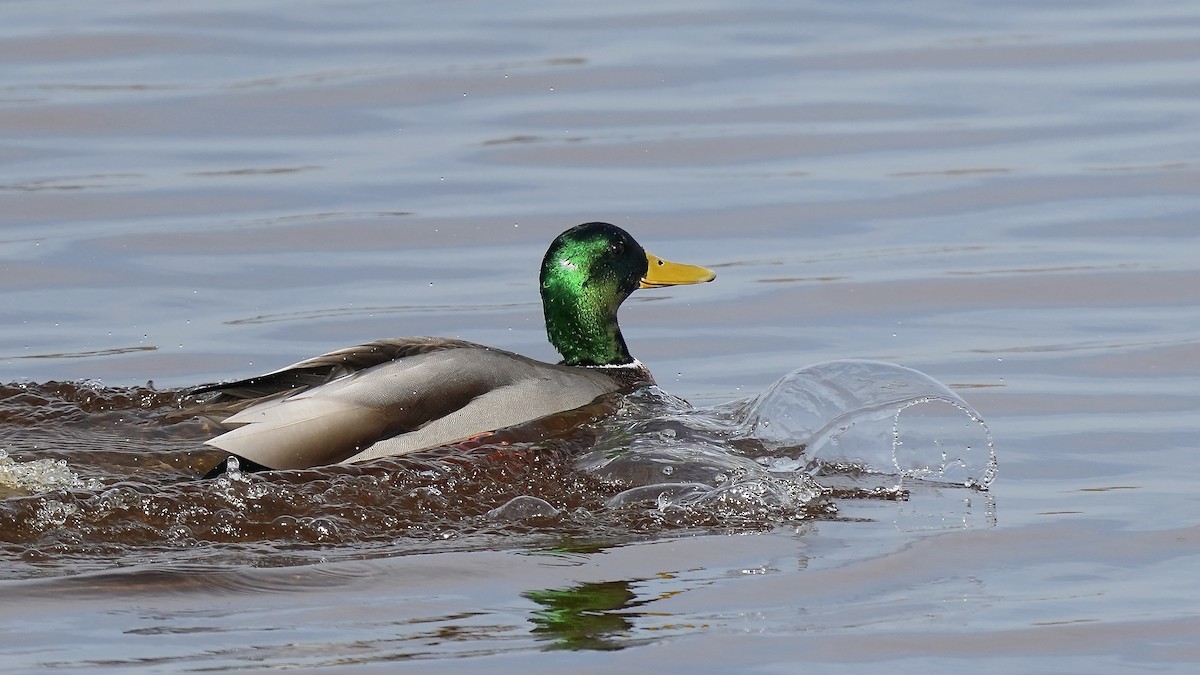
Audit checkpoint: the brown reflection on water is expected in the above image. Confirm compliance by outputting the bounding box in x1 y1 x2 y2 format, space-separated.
483 127 1049 167
790 37 1200 70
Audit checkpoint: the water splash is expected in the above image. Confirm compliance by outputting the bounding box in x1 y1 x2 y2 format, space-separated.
891 396 997 489
0 362 996 575
578 360 995 523
487 495 563 523
0 449 103 497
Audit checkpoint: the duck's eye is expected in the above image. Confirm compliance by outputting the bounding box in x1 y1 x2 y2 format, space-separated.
609 241 625 256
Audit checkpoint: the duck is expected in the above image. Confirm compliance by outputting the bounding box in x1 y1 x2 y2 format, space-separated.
187 222 715 476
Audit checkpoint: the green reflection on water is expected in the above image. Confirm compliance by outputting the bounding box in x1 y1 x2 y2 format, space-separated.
524 580 642 651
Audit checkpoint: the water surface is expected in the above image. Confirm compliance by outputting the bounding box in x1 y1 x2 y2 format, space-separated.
2 0 1200 672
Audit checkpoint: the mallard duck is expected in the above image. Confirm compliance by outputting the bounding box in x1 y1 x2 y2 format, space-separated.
188 222 715 475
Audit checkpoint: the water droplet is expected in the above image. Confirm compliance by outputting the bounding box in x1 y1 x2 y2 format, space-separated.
486 496 561 522
224 456 242 481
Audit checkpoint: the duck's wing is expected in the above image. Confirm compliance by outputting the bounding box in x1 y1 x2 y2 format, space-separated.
188 337 482 408
197 342 627 470
338 357 627 465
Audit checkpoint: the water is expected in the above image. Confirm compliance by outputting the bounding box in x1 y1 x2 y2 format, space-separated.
3 0 1200 671
0 363 991 571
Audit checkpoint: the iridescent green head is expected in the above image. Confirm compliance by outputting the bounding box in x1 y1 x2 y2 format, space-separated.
539 222 715 367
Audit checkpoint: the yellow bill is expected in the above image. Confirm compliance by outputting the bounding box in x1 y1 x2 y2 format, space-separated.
640 251 717 289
